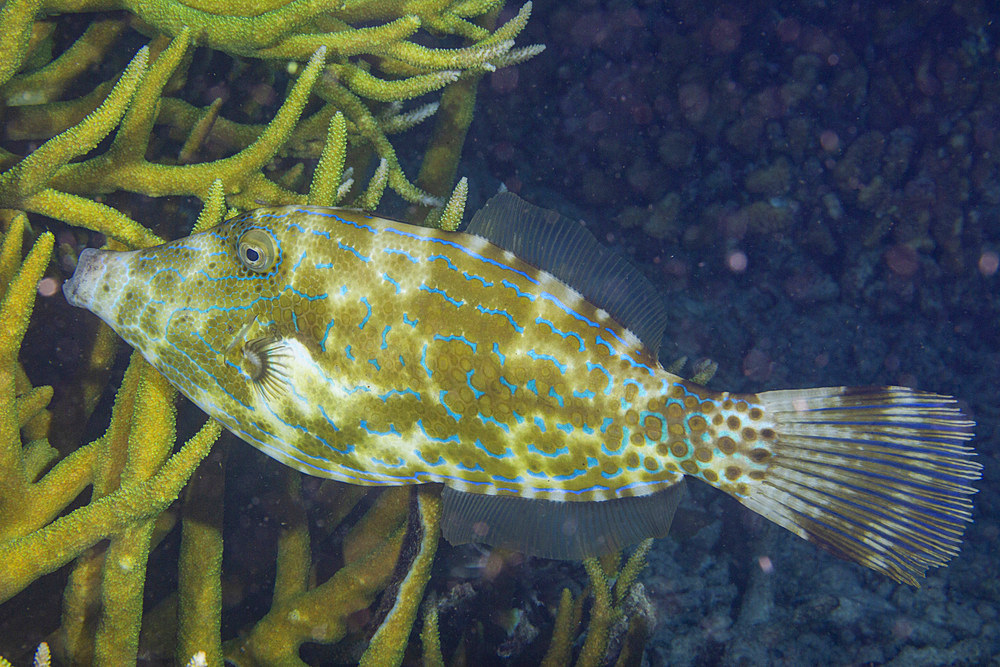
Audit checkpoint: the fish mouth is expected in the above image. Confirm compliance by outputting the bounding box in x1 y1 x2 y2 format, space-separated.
63 248 107 309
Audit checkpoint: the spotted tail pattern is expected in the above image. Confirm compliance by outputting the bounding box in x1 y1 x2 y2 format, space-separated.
63 194 980 584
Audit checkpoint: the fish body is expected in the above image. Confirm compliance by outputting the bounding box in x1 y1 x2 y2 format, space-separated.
64 194 981 584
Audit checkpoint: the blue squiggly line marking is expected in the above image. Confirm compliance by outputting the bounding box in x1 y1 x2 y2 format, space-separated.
548 387 565 407
338 241 371 263
317 405 341 434
433 334 476 353
417 419 459 444
463 370 484 399
420 344 432 378
552 468 587 481
382 272 401 293
320 317 335 351
527 443 568 458
528 350 567 373
623 378 647 396
416 450 445 467
419 284 464 308
439 390 461 421
463 272 493 287
384 247 419 263
477 305 524 333
378 388 421 402
358 297 372 329
587 362 615 395
594 335 616 356
359 420 400 437
477 412 509 433
428 253 458 270
371 456 406 468
474 439 513 459
536 317 585 351
500 279 536 301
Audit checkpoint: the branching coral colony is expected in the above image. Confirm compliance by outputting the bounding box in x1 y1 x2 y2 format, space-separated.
0 3 661 666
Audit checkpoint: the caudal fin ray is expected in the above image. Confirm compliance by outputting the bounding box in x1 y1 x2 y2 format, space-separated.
775 444 979 494
747 386 980 586
772 462 973 533
770 467 966 550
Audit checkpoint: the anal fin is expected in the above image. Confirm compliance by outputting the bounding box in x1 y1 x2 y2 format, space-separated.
441 483 685 559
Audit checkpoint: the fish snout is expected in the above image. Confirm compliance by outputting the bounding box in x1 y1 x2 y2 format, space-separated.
64 248 113 310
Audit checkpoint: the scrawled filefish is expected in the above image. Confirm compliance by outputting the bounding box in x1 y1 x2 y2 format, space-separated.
64 193 981 584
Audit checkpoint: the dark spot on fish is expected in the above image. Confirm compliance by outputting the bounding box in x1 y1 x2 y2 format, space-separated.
742 428 757 442
761 428 776 440
688 415 707 432
749 407 763 420
725 466 741 480
718 436 737 455
749 448 770 463
703 469 718 483
727 415 741 430
680 460 699 475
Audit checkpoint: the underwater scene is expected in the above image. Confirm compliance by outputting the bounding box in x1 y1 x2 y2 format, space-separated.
0 0 997 665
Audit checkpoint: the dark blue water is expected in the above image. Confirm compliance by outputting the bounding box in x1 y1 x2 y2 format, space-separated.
463 1 1000 663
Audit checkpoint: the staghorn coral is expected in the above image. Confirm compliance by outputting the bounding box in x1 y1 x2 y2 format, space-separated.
0 0 542 224
0 3 652 666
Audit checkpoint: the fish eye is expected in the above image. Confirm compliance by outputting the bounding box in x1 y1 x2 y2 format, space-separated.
236 229 278 273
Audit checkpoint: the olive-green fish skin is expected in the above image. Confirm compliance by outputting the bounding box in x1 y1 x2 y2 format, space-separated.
64 202 980 584
65 206 767 500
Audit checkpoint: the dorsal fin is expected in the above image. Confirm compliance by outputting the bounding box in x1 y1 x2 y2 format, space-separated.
466 193 668 353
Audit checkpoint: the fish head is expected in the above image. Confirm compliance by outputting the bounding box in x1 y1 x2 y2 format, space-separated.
62 209 313 411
